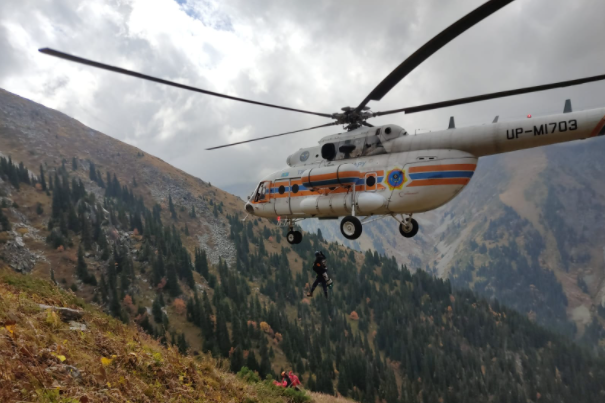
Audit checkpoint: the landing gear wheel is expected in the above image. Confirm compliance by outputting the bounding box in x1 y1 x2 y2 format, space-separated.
399 218 419 238
340 216 362 240
287 230 302 244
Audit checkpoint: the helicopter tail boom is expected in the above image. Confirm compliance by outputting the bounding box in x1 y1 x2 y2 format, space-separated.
388 108 605 158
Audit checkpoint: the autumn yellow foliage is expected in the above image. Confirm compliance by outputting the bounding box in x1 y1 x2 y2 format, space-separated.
0 268 311 403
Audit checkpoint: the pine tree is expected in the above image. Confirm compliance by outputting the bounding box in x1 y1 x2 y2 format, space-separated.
0 208 10 231
39 164 47 191
152 295 163 324
89 162 97 182
215 310 231 357
72 157 78 170
190 205 196 218
76 245 91 283
230 345 244 373
166 258 182 297
80 209 93 250
177 332 188 355
195 248 210 279
97 168 105 188
246 350 259 372
169 195 177 220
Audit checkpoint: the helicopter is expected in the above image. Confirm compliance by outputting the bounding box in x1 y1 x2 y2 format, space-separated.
39 0 605 245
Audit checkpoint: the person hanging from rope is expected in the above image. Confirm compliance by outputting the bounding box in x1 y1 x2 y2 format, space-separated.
307 251 333 299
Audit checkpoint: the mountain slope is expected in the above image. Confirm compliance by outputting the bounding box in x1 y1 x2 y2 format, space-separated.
0 267 313 403
2 88 605 403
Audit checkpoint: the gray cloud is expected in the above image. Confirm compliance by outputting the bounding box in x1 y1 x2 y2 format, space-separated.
1 0 605 195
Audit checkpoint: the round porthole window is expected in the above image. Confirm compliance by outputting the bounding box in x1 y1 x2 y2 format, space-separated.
300 151 309 162
385 127 392 135
366 176 376 187
278 185 285 194
292 184 299 194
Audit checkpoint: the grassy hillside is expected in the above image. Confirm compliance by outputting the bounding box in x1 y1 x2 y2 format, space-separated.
0 267 321 403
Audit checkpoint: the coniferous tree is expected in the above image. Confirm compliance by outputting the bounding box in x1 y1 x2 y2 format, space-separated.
76 245 96 285
0 208 10 231
195 248 210 279
80 209 93 250
166 258 182 297
190 205 196 218
152 295 163 324
39 164 47 190
72 157 78 170
89 162 97 182
215 310 231 357
97 168 105 188
169 194 177 219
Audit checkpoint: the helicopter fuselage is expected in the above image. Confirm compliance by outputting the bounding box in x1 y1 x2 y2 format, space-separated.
245 107 605 222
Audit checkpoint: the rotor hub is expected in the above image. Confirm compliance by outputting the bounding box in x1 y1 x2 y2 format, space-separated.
332 106 374 130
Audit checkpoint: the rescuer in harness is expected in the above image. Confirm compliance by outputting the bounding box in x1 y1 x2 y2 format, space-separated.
307 251 333 299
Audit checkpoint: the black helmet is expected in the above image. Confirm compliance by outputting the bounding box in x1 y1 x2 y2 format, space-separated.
315 251 322 258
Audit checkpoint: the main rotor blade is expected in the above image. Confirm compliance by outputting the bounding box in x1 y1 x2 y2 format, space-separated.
355 0 515 112
206 122 338 150
39 48 332 119
374 73 605 117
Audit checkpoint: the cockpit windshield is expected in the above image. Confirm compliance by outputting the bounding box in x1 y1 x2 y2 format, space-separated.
253 181 270 203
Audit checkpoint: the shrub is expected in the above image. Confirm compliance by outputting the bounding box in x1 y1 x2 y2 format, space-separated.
237 366 261 383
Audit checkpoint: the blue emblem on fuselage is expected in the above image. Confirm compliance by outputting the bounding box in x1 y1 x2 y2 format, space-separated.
281 172 289 178
300 151 310 162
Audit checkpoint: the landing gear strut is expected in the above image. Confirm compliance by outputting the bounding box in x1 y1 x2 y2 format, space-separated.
286 219 302 244
340 186 363 240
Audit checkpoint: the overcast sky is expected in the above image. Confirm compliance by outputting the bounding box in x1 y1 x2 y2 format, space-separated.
2 0 605 195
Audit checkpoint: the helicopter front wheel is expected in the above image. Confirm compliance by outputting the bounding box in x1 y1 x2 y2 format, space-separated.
287 230 302 245
399 218 419 238
340 216 362 240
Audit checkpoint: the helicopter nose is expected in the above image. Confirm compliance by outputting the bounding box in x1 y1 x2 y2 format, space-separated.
245 202 254 214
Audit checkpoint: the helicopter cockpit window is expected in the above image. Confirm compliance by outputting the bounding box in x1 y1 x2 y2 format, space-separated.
321 143 337 160
253 181 270 203
363 135 385 156
336 138 365 160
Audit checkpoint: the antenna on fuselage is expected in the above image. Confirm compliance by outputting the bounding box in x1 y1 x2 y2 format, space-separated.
564 99 572 113
448 116 455 129
492 115 499 123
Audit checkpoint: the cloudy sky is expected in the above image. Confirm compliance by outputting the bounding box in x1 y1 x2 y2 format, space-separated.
2 0 605 195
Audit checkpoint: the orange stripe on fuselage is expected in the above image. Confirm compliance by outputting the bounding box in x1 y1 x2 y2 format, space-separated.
408 164 477 173
407 178 471 187
304 172 359 182
590 116 605 137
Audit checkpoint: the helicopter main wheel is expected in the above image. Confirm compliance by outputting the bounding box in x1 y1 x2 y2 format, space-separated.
287 230 302 244
340 216 362 240
399 218 419 238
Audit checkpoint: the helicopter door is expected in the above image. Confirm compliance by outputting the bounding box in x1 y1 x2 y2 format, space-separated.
364 172 377 192
274 179 292 215
253 181 271 203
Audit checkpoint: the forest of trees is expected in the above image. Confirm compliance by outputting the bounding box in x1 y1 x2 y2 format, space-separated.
2 156 605 403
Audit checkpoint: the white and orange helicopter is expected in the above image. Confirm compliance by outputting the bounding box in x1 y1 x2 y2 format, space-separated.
40 0 605 244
